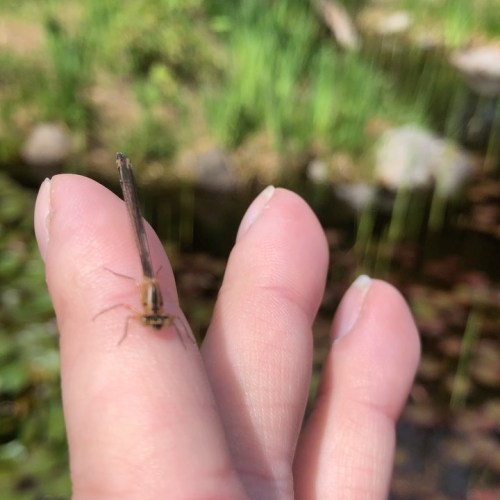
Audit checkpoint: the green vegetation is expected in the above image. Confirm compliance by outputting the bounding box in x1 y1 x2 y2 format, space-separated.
5 0 495 175
204 4 427 154
400 0 500 44
0 0 220 166
0 173 68 497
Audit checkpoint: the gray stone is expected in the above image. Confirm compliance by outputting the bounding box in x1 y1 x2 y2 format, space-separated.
306 158 330 183
21 123 73 167
375 125 473 198
334 182 376 212
194 148 237 191
451 45 500 97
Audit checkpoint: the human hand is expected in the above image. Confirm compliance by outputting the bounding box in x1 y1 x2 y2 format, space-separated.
34 177 420 499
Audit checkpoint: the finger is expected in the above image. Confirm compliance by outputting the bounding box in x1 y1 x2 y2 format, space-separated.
294 276 420 499
34 175 245 499
202 187 329 498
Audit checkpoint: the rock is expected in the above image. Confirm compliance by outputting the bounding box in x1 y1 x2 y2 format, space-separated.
374 125 474 198
21 123 73 168
194 148 237 191
334 182 376 212
451 44 500 97
306 158 330 183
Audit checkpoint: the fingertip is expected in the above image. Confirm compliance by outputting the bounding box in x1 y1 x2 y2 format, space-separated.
236 185 276 240
295 278 420 498
332 277 420 417
367 279 421 385
331 274 372 342
230 187 330 311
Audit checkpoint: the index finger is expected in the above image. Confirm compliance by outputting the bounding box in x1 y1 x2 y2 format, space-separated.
34 174 245 498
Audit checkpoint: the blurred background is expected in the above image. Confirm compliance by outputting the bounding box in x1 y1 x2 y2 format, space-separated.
0 0 499 497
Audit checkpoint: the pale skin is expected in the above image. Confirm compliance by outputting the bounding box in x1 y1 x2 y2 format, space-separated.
34 176 420 499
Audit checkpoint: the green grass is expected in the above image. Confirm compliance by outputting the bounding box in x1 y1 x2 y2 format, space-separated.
0 0 218 151
204 1 428 156
0 0 436 171
400 0 500 45
0 173 68 497
450 308 482 410
0 0 497 173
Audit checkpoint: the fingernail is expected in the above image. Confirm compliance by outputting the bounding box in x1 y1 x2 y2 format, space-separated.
333 274 372 342
236 185 275 240
34 178 52 262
